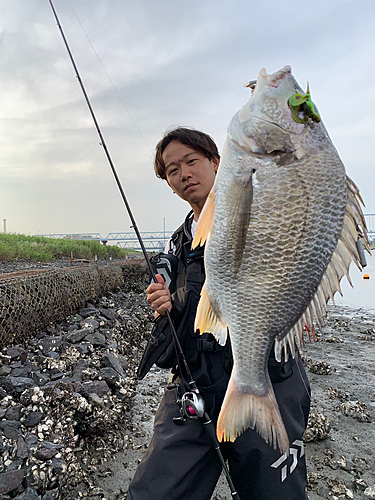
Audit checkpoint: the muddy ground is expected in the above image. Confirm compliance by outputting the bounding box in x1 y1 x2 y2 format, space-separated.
96 304 375 500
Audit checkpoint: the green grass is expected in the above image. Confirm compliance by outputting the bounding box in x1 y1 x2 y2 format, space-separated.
0 234 130 262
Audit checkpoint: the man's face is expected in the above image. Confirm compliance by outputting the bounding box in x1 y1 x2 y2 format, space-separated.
162 140 219 211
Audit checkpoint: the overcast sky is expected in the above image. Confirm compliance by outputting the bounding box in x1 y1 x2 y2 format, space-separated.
0 0 374 240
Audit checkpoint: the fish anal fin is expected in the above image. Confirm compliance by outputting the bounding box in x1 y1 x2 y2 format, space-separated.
195 285 228 346
217 374 289 454
192 189 215 249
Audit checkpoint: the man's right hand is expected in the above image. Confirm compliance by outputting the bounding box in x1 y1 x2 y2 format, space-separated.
146 274 172 318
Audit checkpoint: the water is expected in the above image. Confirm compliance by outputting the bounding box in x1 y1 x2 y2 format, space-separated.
334 250 374 311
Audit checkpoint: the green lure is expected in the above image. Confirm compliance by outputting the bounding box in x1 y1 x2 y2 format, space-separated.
288 83 321 124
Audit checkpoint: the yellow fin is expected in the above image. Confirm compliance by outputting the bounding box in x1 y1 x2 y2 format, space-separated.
192 189 215 249
217 373 289 454
194 285 228 346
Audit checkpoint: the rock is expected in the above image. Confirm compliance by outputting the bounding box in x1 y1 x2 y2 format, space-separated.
117 354 128 370
79 307 99 318
51 458 66 475
66 324 79 332
84 332 106 347
102 353 126 379
99 308 117 321
7 347 28 363
75 343 92 355
31 372 50 386
10 367 30 377
80 318 100 330
72 380 85 395
24 433 38 450
41 441 63 450
37 337 62 355
88 393 105 407
0 376 35 395
99 367 120 387
0 420 21 440
46 352 59 360
16 436 29 459
67 313 83 324
5 405 22 421
19 388 35 406
82 380 110 398
41 489 59 500
14 487 40 500
34 447 57 461
0 387 7 398
107 341 118 351
0 470 25 495
23 411 45 428
0 365 12 376
72 360 89 381
10 361 22 368
6 458 24 472
65 329 89 344
49 368 64 381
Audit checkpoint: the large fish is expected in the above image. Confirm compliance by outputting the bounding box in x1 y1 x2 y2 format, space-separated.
192 65 370 453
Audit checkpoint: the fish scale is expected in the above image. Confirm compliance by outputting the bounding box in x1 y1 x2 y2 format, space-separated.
192 65 370 453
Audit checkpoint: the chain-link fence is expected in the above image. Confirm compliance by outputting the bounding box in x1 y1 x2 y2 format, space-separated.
0 261 147 348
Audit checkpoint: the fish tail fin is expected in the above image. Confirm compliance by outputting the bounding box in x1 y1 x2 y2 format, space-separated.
217 374 289 454
195 285 228 346
192 189 215 249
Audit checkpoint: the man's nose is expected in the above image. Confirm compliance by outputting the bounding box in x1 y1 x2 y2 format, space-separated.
180 164 191 180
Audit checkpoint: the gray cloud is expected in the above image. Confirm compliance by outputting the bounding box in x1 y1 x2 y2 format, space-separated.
0 0 374 239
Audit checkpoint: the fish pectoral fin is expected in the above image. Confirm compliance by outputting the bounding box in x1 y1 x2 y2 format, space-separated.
192 189 215 249
194 285 228 346
217 374 289 454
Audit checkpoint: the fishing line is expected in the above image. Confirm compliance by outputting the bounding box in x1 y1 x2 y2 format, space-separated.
48 0 195 391
295 354 312 401
66 0 153 153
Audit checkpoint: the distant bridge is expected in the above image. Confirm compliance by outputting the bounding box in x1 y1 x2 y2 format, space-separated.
36 231 173 253
36 213 375 253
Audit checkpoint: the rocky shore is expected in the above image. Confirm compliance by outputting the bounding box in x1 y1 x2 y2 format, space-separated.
0 268 152 500
0 262 374 499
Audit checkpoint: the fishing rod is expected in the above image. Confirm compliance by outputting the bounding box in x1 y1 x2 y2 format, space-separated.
47 0 193 384
48 2 241 498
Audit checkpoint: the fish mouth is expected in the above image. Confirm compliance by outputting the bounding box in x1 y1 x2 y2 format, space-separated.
259 65 292 88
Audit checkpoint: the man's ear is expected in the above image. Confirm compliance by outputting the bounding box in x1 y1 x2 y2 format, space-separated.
213 156 220 173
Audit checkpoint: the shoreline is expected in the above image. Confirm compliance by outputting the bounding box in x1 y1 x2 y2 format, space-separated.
0 273 374 498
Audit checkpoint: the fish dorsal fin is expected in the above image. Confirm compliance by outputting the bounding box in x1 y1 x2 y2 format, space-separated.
195 285 228 346
192 189 215 249
274 175 370 362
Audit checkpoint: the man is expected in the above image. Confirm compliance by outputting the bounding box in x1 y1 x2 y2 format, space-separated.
127 127 310 500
